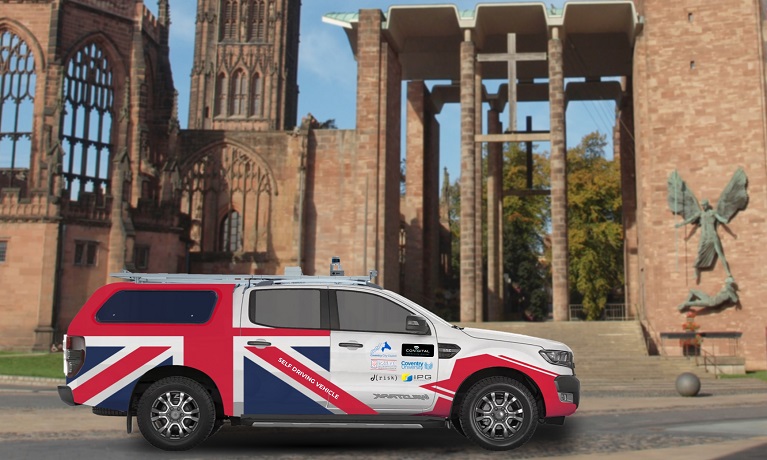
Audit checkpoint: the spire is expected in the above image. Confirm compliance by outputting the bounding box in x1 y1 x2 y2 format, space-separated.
440 167 451 224
158 0 170 46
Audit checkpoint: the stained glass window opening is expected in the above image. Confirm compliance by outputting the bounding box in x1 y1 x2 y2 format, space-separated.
0 29 36 172
74 240 98 266
221 0 239 41
230 69 247 117
250 1 268 42
134 245 150 270
215 73 227 116
220 210 242 252
250 73 261 117
61 43 114 201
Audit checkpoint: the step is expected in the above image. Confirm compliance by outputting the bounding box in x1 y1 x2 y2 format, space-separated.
455 321 745 386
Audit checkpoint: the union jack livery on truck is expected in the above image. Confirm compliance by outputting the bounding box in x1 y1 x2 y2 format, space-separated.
59 258 579 451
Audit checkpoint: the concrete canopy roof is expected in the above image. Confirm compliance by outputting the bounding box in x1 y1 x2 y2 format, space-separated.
323 1 641 81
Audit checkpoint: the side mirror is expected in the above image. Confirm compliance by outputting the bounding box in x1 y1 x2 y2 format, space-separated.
406 315 429 335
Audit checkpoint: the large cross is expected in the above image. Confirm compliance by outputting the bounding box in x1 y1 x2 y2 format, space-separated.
477 33 547 133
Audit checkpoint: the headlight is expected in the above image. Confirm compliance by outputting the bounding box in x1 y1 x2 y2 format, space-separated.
539 349 574 369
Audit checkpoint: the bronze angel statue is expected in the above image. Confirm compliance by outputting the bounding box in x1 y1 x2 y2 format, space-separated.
667 167 748 280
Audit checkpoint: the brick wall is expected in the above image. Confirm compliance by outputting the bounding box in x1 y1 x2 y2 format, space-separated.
634 0 767 369
0 222 58 350
179 130 305 275
303 129 365 276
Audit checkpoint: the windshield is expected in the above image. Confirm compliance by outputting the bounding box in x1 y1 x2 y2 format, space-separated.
381 289 458 329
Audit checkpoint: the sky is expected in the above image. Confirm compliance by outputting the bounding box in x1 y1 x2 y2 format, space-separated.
147 1 618 186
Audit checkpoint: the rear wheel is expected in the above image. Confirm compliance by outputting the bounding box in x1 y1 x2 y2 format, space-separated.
137 376 215 451
459 377 538 451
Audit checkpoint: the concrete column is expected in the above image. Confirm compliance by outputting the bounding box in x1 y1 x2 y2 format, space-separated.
474 60 484 321
460 32 477 321
405 81 426 305
355 10 401 290
618 77 639 318
487 108 504 321
549 27 569 321
405 81 440 309
425 113 441 308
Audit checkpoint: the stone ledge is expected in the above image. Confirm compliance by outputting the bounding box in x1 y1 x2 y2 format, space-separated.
0 375 65 386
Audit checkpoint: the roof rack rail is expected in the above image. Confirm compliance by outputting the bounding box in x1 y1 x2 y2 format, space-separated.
110 258 380 287
110 271 377 286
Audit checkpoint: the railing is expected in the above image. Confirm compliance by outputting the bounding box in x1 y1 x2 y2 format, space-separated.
568 303 633 321
658 332 743 376
695 348 723 377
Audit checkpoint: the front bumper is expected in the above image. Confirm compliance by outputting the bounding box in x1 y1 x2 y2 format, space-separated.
58 385 77 406
554 375 580 407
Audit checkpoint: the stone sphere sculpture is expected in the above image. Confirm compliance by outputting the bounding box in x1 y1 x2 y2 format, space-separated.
676 372 701 397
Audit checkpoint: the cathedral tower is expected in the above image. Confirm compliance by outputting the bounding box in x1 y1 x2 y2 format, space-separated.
188 0 301 131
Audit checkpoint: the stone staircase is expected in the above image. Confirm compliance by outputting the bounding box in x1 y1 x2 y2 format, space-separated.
457 321 767 395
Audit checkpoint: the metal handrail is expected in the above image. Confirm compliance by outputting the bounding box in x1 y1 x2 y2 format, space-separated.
568 303 633 321
695 347 721 378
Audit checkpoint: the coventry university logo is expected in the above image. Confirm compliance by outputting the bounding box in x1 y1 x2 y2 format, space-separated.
400 361 434 371
370 341 396 358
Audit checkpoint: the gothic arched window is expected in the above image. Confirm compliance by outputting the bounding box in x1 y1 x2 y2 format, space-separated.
221 0 239 41
250 73 261 117
230 69 247 116
250 0 267 42
0 30 36 175
220 210 242 252
61 42 114 201
215 72 227 117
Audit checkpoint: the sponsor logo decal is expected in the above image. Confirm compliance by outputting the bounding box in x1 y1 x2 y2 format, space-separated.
373 393 429 400
401 361 434 371
401 344 434 358
401 373 432 382
370 341 397 358
370 374 398 382
370 359 398 371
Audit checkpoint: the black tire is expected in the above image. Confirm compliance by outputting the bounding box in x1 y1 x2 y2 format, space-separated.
209 419 225 438
137 376 215 451
459 377 538 451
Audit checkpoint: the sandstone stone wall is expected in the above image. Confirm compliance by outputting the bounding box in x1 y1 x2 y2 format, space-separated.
633 0 767 369
0 222 57 350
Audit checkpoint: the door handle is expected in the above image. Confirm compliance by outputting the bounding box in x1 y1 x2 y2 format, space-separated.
247 340 271 347
339 342 364 349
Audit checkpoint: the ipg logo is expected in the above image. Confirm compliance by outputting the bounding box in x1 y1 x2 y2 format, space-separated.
401 373 432 382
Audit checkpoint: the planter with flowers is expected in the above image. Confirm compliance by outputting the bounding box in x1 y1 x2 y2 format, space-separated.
680 311 702 357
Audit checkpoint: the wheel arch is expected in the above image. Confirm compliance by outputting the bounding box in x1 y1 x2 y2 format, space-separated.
449 366 545 426
129 365 225 420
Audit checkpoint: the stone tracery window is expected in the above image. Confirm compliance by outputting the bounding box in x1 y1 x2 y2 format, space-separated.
250 73 261 117
221 0 239 41
250 0 267 42
230 69 247 116
220 210 242 252
215 72 227 116
181 146 272 254
60 42 114 201
0 29 36 177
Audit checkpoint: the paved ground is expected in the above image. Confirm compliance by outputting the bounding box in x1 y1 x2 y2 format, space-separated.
1 377 766 459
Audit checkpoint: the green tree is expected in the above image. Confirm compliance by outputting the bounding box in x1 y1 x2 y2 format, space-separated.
447 178 461 280
502 143 551 320
567 132 624 320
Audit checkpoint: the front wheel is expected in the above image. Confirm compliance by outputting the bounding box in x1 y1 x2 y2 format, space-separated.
137 376 216 451
459 377 538 451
